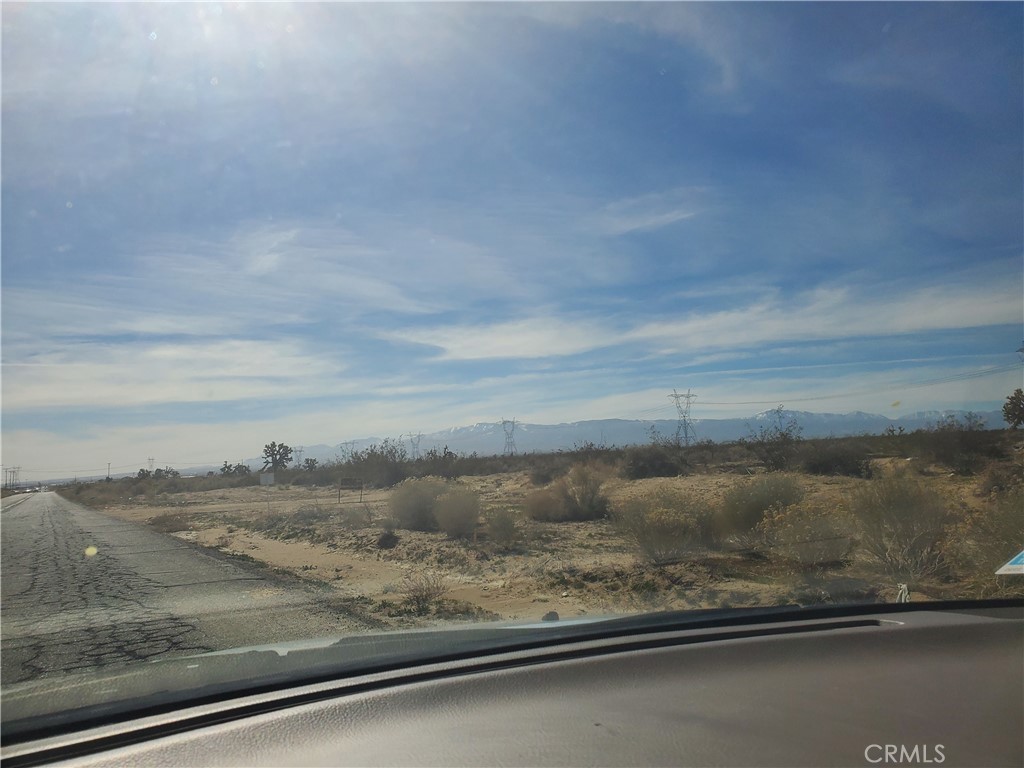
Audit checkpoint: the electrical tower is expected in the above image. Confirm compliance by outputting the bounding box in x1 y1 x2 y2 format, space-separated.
669 389 698 446
147 457 155 472
407 431 423 460
4 466 22 489
294 446 304 467
501 418 518 456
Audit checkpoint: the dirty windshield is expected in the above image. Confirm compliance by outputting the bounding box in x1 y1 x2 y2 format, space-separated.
2 1 1022 730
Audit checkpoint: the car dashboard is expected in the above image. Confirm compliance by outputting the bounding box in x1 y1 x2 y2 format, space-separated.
2 602 1022 767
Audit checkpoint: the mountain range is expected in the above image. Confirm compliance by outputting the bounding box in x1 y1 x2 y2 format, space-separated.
281 409 1005 468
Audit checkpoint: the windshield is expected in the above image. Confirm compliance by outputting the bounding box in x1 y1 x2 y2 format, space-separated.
2 1 1022 738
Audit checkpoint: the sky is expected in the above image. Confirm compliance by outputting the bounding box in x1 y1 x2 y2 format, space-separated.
2 2 1022 481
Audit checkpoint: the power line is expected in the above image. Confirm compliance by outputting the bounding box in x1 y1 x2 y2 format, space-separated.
698 364 1020 406
634 363 1020 414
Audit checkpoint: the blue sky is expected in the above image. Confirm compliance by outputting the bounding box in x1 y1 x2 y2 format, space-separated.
3 3 1022 480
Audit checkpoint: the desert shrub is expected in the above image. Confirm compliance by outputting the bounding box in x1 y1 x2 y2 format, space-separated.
527 454 572 486
148 513 190 533
612 489 714 565
388 477 450 531
716 475 804 546
849 473 952 581
338 505 374 530
620 443 687 479
401 571 448 614
487 508 521 550
757 500 856 570
415 446 460 480
524 463 609 522
745 406 803 472
376 518 400 549
523 487 565 522
944 489 1024 597
558 463 609 520
292 504 332 526
347 438 410 488
801 440 873 478
433 488 480 539
919 413 1000 475
975 462 1024 497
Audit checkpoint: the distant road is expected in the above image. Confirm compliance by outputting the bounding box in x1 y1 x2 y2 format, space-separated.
1 492 365 685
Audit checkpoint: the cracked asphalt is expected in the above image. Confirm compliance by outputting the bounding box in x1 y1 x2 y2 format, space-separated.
1 492 368 685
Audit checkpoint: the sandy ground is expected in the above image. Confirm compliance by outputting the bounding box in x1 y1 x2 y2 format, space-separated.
93 461 1001 625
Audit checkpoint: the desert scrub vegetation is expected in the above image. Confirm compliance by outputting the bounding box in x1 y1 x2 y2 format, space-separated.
523 463 609 522
716 474 804 548
388 477 450 531
744 406 804 472
147 512 191 533
486 508 522 551
433 488 481 539
400 571 448 615
619 441 688 480
800 439 873 478
944 488 1024 598
612 489 714 566
849 472 952 582
756 500 856 570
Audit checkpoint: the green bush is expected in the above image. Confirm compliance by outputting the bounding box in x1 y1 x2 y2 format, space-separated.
433 488 480 539
849 473 951 581
717 474 804 545
612 489 714 565
388 477 450 531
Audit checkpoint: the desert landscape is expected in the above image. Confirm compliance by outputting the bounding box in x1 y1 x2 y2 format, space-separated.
54 426 1024 630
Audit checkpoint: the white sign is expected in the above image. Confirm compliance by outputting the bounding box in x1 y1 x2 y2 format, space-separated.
995 550 1024 576
259 472 275 486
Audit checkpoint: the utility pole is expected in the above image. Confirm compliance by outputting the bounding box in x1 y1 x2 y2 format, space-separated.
107 462 111 480
668 389 698 447
501 418 518 456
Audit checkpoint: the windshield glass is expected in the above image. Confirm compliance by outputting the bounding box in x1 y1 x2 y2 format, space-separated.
2 1 1022 737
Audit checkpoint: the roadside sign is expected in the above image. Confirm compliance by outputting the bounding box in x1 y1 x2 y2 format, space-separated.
259 472 275 486
995 550 1024 576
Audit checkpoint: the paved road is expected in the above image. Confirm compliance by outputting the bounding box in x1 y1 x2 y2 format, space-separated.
1 492 365 685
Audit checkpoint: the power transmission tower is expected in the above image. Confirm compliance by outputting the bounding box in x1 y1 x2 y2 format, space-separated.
294 446 304 467
668 389 698 446
407 431 423 460
147 457 155 472
501 418 518 456
338 441 357 460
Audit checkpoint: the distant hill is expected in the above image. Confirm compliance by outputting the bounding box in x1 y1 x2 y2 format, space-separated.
287 409 1005 466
